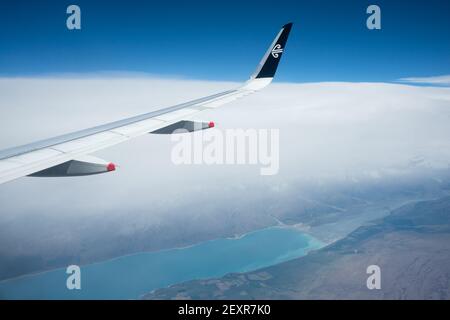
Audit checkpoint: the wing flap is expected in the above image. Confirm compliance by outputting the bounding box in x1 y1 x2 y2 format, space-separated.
0 159 23 172
154 108 199 122
51 131 124 153
110 118 165 137
5 148 63 164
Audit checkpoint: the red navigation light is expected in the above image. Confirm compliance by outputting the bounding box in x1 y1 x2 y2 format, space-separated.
208 121 215 128
106 163 116 172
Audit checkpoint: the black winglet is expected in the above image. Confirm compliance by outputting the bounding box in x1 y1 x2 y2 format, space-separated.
251 23 293 79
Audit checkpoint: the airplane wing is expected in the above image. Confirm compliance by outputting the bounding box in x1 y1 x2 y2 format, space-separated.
0 23 292 185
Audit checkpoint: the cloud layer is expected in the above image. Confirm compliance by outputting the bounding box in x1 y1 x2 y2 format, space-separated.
1 76 450 217
0 76 449 278
398 75 450 86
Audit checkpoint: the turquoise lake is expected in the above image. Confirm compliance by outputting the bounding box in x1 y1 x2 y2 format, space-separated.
0 226 324 299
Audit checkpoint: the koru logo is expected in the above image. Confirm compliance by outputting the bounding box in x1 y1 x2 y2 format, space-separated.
271 44 283 58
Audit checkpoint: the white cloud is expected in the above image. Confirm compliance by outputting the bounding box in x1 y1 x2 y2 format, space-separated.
1 77 450 202
398 74 450 86
1 76 450 266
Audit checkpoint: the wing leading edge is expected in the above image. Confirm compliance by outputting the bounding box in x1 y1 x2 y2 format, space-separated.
0 23 293 185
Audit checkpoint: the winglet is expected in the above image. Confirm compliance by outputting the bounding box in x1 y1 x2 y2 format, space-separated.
250 23 293 80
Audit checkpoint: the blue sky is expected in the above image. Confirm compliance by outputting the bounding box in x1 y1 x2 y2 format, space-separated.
0 0 449 82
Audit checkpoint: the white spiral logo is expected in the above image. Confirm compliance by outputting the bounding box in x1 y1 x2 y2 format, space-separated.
271 44 283 58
